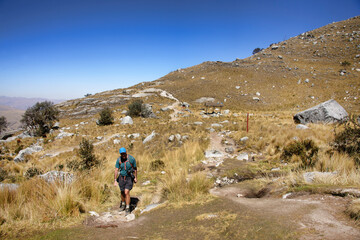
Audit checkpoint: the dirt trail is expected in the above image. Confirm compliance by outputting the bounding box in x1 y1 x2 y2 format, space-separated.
208 131 360 240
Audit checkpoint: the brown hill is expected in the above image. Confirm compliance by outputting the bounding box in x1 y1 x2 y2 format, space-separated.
0 105 24 131
57 16 360 117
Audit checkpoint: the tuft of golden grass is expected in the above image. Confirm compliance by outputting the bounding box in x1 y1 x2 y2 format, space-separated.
347 199 360 221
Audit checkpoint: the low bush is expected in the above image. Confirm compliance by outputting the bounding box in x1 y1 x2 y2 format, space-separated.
24 167 43 179
0 168 8 182
127 100 143 117
281 139 319 168
97 107 114 126
347 199 360 220
78 138 100 170
333 115 360 165
150 159 165 171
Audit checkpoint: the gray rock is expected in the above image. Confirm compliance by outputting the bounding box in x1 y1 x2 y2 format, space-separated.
271 45 279 50
240 137 249 142
0 183 19 191
194 97 215 103
160 107 170 112
141 104 157 118
223 110 230 115
96 136 103 140
127 133 140 139
113 139 121 144
121 116 133 125
211 123 223 128
14 144 43 162
168 135 175 142
143 131 156 144
56 132 74 139
205 150 223 158
182 135 189 141
225 147 234 154
237 153 249 161
194 122 203 125
293 99 348 124
140 203 164 214
175 134 181 141
181 102 190 108
39 171 74 184
253 97 260 101
296 124 309 130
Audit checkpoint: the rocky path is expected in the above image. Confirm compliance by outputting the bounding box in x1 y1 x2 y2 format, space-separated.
207 131 360 240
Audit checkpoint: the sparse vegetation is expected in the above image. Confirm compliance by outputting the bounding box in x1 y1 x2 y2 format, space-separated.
281 139 319 168
0 116 8 135
341 60 351 66
127 99 143 117
24 167 43 179
78 138 100 170
150 159 165 171
333 115 360 165
252 47 263 55
20 101 59 137
97 107 114 126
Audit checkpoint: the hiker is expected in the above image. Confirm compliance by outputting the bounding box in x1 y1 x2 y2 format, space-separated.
114 147 137 215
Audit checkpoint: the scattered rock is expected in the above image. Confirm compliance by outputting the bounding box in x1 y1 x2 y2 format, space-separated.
0 183 19 191
296 124 309 130
128 133 140 139
194 97 215 103
253 97 260 102
160 107 170 112
282 193 292 199
240 137 249 142
39 171 75 184
237 153 249 161
211 123 223 128
121 116 133 125
143 131 156 144
141 104 157 118
142 180 151 186
56 132 74 139
205 150 224 158
113 139 121 144
14 144 43 162
89 211 100 217
293 99 349 124
225 147 234 154
96 136 103 141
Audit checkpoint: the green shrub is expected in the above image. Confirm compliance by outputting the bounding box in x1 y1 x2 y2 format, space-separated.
333 115 360 165
128 100 143 117
20 101 59 137
24 167 43 179
97 107 114 126
150 159 165 171
281 139 319 168
0 168 8 182
78 138 100 170
341 60 351 66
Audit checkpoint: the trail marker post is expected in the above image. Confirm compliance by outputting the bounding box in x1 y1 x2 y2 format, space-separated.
247 113 249 133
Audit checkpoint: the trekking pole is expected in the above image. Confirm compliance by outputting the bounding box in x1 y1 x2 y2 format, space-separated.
247 113 249 133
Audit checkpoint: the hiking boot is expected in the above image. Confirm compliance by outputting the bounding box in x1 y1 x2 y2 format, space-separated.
119 204 126 212
125 208 131 216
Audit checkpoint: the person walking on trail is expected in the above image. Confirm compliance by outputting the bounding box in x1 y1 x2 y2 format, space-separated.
114 147 137 215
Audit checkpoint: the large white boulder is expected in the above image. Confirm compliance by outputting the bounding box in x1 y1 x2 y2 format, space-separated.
294 99 348 124
121 116 133 125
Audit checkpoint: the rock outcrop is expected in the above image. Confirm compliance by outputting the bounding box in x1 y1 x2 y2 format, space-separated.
293 99 348 124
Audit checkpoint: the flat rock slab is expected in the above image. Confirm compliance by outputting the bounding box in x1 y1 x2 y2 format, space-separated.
85 210 136 228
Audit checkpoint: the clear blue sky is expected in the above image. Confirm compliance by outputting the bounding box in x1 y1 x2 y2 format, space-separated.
0 0 359 100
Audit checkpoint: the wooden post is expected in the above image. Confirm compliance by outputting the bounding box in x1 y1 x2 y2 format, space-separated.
247 113 249 133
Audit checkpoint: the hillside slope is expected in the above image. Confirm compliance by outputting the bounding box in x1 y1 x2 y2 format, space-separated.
57 16 360 117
